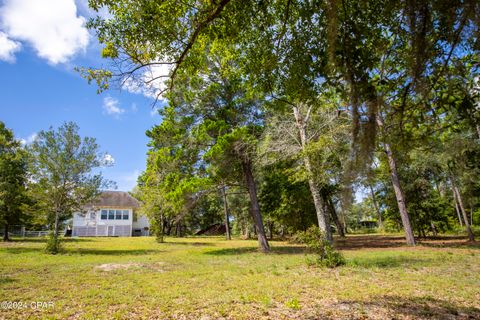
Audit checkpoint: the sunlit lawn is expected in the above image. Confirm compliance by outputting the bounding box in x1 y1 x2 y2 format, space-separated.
0 235 479 319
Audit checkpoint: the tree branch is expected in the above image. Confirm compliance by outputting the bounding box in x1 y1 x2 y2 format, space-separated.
168 0 232 92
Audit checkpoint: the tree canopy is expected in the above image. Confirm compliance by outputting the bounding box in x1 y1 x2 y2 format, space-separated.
82 0 480 249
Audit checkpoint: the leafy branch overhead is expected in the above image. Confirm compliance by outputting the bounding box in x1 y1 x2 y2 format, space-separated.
82 0 232 103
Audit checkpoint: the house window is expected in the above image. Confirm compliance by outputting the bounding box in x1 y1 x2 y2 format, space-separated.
100 209 129 220
90 211 96 220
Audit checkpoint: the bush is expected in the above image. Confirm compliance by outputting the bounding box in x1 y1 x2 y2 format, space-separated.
288 232 305 244
294 226 345 268
45 232 62 254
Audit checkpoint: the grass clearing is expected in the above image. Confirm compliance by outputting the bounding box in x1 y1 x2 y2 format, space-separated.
1 235 479 319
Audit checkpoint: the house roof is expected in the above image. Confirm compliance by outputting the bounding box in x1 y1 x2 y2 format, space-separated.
85 191 140 209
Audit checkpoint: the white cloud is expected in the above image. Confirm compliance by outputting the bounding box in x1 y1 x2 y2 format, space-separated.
74 0 111 19
19 132 37 145
0 0 89 64
0 31 20 62
102 96 125 117
102 153 115 166
123 63 171 100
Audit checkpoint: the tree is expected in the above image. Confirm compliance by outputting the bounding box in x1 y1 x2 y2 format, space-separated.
28 122 110 253
259 98 351 241
160 43 271 251
83 0 480 246
0 122 29 241
258 160 318 235
220 185 231 240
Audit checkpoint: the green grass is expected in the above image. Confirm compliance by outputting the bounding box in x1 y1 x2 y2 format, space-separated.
0 236 479 319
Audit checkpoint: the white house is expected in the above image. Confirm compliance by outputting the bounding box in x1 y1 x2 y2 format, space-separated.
72 191 150 237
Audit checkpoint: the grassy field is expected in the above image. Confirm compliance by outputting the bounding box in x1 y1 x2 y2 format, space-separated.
0 235 479 320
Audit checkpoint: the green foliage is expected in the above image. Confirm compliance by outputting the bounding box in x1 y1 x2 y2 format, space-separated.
295 226 346 268
83 0 480 244
28 122 111 252
0 122 30 240
136 41 272 247
44 232 62 254
259 161 317 234
75 67 112 93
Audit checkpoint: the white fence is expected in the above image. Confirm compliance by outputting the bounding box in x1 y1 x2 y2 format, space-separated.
24 231 51 237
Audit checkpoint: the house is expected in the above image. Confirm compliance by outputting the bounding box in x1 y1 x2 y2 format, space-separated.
72 191 150 237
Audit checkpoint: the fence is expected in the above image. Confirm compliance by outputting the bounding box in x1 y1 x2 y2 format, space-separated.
0 226 66 238
24 231 51 237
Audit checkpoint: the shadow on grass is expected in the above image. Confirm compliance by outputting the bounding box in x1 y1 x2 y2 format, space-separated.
347 255 434 268
334 295 480 319
162 241 212 246
335 236 408 250
7 237 95 243
1 247 44 254
204 245 306 256
68 248 163 256
334 235 480 250
0 277 16 285
1 246 163 256
417 240 480 250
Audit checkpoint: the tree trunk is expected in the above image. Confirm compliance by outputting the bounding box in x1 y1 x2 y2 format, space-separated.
382 142 415 245
293 105 332 243
327 197 345 237
155 213 164 242
241 158 270 252
376 115 415 246
3 223 10 241
430 221 437 237
369 184 383 228
452 181 475 242
162 219 167 235
221 186 231 240
53 210 60 239
166 221 172 236
470 206 473 226
175 223 180 237
243 226 250 240
340 210 348 235
453 191 464 227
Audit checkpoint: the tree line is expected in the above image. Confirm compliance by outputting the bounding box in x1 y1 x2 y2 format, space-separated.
3 1 479 254
0 122 110 253
80 0 479 251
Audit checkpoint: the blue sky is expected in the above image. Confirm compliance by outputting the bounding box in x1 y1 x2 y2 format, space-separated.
0 0 163 191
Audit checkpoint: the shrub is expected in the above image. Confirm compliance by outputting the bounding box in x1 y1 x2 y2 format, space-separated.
295 226 345 268
288 232 305 244
45 232 62 254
